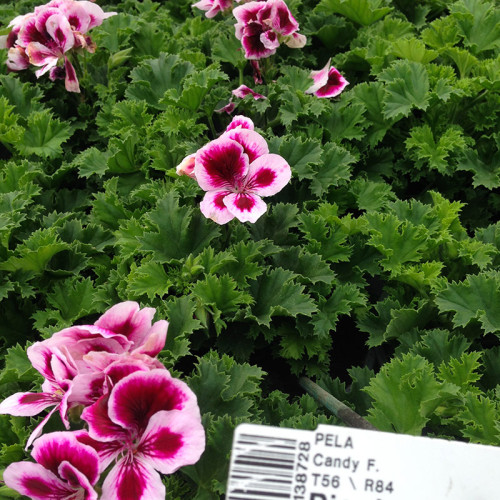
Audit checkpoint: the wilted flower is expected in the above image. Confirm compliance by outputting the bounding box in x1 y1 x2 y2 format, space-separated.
305 58 349 98
191 115 291 224
1 0 116 92
3 431 100 500
81 370 205 500
233 0 306 60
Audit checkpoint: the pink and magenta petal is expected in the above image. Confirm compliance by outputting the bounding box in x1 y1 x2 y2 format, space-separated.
315 67 349 98
269 0 300 35
32 432 100 486
226 115 254 131
3 461 78 500
94 301 156 348
222 128 269 164
132 319 168 357
57 461 98 500
223 192 268 223
245 153 292 196
0 392 57 417
107 369 200 433
232 84 267 100
176 153 197 178
64 56 80 92
194 137 249 191
81 395 127 442
199 190 235 225
101 457 165 500
138 410 205 474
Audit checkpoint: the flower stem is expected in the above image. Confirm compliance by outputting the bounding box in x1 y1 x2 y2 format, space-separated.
299 377 378 431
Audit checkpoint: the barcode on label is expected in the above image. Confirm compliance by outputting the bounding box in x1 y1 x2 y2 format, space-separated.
227 432 298 499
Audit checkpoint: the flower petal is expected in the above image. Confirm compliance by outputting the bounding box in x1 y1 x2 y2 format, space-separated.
176 153 197 178
81 394 127 442
245 153 291 196
6 47 29 70
226 115 254 131
101 456 165 500
3 461 77 500
26 406 59 449
57 461 98 500
138 410 205 474
222 128 269 164
32 431 100 486
305 58 331 95
45 13 75 52
73 430 122 473
26 42 58 73
64 56 80 93
269 0 300 35
132 319 168 357
223 192 268 223
94 301 156 348
232 84 267 100
314 67 349 98
107 369 201 433
285 32 307 48
194 137 248 192
199 190 235 225
0 392 57 417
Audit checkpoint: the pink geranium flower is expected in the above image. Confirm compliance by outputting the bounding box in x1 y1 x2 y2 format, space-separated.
192 0 233 18
81 370 205 500
3 431 100 500
305 58 349 98
233 0 306 60
194 116 291 224
0 301 168 446
232 84 267 100
1 0 116 92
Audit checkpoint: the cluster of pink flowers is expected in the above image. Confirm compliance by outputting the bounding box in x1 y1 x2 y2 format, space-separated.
0 302 205 500
193 0 305 60
177 115 291 224
0 0 116 92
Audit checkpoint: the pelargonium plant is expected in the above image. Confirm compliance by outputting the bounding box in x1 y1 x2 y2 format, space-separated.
177 115 292 224
233 0 306 59
0 302 205 500
0 0 116 92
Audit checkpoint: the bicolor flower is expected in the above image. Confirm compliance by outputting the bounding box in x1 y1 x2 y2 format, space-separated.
305 58 349 98
1 0 116 92
233 0 306 60
3 431 100 500
81 370 205 500
194 117 291 224
192 0 233 18
0 301 168 446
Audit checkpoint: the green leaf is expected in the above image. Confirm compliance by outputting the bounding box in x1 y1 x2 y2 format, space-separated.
435 273 500 334
192 275 252 334
315 0 392 26
323 101 366 140
187 351 264 418
365 213 429 273
379 60 430 119
161 296 201 363
444 47 478 78
273 248 336 285
16 111 73 158
438 351 482 392
125 53 195 109
450 0 500 54
313 284 366 337
246 268 317 326
279 136 323 180
211 32 246 68
364 353 444 434
218 241 264 286
391 38 438 63
406 125 469 174
0 75 44 118
350 178 395 211
73 147 111 178
456 394 500 445
408 329 471 366
456 149 500 189
0 97 23 145
309 142 356 196
127 259 171 299
139 192 220 263
107 133 142 174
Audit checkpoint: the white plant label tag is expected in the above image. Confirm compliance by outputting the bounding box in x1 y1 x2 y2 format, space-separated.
226 422 500 500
